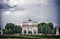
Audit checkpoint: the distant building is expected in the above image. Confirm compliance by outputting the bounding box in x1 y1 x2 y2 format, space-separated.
22 19 38 35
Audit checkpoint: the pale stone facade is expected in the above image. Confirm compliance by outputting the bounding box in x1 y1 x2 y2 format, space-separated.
22 20 38 35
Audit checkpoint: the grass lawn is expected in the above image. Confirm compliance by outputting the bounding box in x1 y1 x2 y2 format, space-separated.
0 34 60 39
0 37 60 39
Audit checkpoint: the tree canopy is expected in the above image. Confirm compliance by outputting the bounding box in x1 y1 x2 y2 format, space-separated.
5 23 22 34
38 22 54 34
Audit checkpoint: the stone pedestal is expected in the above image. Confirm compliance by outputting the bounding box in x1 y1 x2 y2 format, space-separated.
0 29 3 35
56 28 59 35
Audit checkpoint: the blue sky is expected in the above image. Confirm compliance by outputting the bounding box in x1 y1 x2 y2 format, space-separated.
0 0 60 28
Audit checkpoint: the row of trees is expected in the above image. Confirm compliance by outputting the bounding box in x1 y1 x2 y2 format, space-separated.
38 22 55 34
5 22 57 34
5 23 22 34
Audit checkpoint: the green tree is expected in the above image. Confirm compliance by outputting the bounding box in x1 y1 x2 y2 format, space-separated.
14 25 22 33
38 22 53 34
43 24 51 34
5 23 15 34
59 27 60 34
47 23 53 29
46 23 53 34
52 27 56 34
5 23 22 34
38 22 46 33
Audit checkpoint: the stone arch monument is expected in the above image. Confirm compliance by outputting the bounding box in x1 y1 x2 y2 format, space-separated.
22 19 38 35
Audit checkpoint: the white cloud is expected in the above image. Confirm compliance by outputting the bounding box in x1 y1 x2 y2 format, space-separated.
4 0 17 7
17 0 48 6
4 11 10 15
39 0 48 5
17 0 36 5
15 0 49 10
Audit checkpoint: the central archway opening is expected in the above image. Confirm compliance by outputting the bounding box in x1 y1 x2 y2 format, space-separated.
24 30 26 34
28 31 32 34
